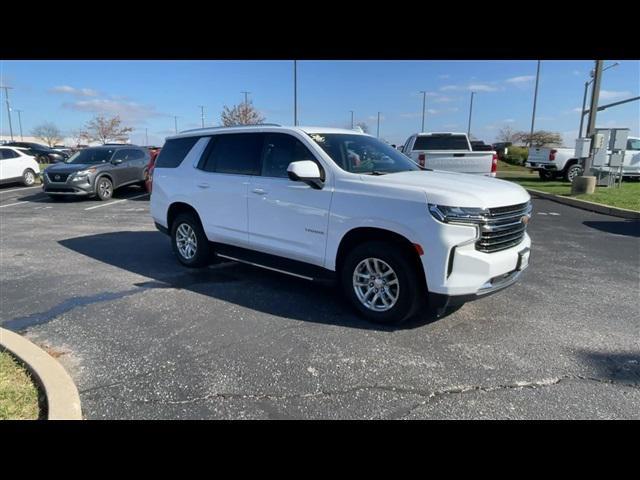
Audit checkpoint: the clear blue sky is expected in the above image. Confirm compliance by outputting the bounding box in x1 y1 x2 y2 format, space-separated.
1 60 638 146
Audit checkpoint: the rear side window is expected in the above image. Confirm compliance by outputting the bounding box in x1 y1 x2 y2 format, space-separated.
0 149 19 159
413 135 469 151
200 133 263 175
627 139 640 151
155 137 199 168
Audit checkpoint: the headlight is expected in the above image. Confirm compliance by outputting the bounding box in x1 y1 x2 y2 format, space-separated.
73 167 97 177
428 204 489 224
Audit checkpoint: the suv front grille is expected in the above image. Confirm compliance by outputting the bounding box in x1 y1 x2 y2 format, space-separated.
46 172 70 182
476 202 531 253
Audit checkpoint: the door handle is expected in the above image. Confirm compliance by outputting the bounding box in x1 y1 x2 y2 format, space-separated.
251 188 267 195
197 183 210 189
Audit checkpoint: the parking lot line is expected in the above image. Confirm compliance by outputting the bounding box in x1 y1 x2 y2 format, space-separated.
0 201 28 209
0 186 41 194
84 193 149 211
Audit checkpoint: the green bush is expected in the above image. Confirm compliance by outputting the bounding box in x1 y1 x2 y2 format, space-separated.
502 146 528 165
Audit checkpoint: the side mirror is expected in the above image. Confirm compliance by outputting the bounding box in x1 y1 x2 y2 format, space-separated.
398 145 404 152
111 158 123 165
287 160 323 189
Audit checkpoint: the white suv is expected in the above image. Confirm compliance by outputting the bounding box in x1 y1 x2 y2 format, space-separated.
151 125 532 324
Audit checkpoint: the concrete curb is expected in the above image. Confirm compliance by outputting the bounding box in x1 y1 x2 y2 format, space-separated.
0 328 82 420
526 188 640 220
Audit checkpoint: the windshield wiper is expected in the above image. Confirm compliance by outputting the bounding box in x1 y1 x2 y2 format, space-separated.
367 170 387 176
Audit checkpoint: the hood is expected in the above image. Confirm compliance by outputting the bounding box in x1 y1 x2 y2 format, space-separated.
45 163 97 174
361 170 530 209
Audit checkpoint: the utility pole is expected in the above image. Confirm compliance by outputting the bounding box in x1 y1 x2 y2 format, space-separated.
145 128 148 146
15 109 24 140
420 91 427 132
174 116 179 134
240 92 250 108
528 60 541 146
293 60 298 126
350 110 354 129
376 112 381 138
198 105 205 128
584 60 604 174
1 85 15 141
579 62 619 138
467 92 475 136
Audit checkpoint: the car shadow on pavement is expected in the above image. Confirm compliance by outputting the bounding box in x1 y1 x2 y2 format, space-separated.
583 220 640 238
58 231 448 331
577 350 640 385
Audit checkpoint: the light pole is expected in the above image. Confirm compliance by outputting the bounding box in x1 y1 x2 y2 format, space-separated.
293 60 298 126
145 128 148 146
173 116 179 134
1 85 15 141
198 105 205 128
583 60 604 174
420 91 427 132
528 60 541 146
467 92 475 136
350 110 354 129
240 91 250 108
15 109 24 140
376 112 381 138
578 62 619 138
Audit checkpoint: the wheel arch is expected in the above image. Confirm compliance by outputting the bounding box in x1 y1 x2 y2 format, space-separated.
167 202 202 231
335 227 426 286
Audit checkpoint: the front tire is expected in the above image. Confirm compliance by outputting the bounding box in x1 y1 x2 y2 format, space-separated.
171 212 212 268
340 241 423 325
22 169 36 186
95 177 113 201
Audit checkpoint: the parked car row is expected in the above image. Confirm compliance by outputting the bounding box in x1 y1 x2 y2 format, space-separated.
2 141 69 163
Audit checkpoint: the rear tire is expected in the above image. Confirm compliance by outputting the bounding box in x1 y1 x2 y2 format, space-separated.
340 241 423 325
170 212 212 268
538 170 554 180
564 163 582 183
22 169 36 186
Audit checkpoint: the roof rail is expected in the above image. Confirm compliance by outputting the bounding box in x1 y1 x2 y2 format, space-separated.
181 123 282 133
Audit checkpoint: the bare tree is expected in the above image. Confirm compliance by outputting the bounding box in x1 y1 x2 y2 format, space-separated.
220 101 265 126
80 115 133 144
70 129 88 147
497 125 518 143
32 122 63 147
515 130 562 147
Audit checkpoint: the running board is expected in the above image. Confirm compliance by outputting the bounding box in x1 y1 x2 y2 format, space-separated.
216 254 315 281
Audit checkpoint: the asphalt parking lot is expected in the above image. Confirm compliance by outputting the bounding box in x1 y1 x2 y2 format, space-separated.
1 182 639 419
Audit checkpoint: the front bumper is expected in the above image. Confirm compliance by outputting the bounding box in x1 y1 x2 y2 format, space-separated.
42 172 95 195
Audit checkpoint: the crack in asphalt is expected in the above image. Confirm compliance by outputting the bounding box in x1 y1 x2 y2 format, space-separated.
126 374 639 414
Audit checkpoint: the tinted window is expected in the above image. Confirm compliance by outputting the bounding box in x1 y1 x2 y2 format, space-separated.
155 136 199 168
201 133 263 175
627 139 640 151
129 149 146 160
261 133 318 178
413 135 469 151
0 149 19 159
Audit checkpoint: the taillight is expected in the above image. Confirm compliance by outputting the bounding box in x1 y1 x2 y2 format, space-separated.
491 153 497 176
418 153 426 166
549 149 557 161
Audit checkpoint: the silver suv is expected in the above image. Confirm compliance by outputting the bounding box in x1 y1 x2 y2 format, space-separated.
43 145 150 200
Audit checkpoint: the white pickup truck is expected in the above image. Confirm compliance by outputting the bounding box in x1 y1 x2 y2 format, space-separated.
402 132 497 176
526 136 640 182
526 147 582 182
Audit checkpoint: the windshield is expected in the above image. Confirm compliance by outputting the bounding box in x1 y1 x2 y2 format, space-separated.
65 148 115 164
309 133 420 175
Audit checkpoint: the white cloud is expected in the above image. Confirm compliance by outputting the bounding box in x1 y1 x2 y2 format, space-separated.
50 85 99 97
599 90 631 100
441 83 499 92
506 75 535 84
63 99 164 124
503 119 515 123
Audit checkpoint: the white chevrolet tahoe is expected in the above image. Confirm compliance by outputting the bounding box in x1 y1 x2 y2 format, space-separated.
151 125 532 325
